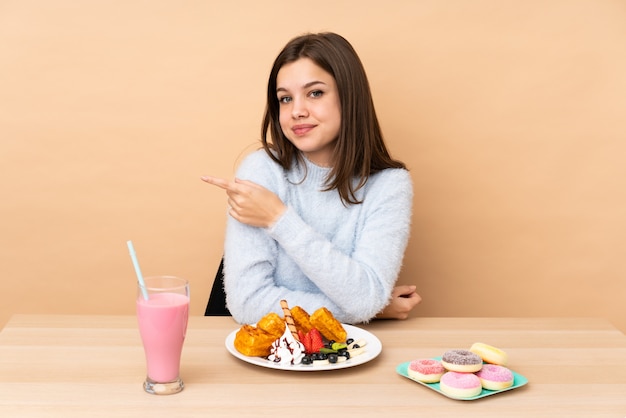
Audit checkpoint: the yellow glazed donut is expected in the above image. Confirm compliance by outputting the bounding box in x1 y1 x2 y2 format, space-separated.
470 342 508 366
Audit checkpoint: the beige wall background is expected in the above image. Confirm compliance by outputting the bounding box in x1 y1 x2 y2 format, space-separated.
1 0 625 332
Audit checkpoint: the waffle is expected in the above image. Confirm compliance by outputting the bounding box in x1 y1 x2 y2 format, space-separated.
310 307 347 342
233 312 285 357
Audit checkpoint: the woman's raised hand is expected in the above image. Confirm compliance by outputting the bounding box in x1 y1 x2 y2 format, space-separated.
201 176 286 228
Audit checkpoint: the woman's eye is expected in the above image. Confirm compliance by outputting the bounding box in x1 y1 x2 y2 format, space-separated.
309 90 323 98
278 96 292 104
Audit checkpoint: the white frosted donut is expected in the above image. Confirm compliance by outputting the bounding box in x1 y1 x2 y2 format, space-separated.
475 364 514 390
439 371 482 399
470 342 508 366
407 359 445 383
441 349 483 373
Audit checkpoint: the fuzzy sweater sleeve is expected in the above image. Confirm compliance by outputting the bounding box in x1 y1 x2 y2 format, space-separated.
223 152 331 323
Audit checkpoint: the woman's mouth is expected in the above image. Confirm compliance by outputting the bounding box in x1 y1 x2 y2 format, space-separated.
292 124 315 136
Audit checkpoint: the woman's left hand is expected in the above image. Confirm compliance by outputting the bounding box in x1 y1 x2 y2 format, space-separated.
376 285 422 320
201 176 286 228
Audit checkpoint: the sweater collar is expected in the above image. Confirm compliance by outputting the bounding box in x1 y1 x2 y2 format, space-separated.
289 154 332 186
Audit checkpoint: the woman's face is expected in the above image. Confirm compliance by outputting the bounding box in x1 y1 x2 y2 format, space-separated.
276 58 341 167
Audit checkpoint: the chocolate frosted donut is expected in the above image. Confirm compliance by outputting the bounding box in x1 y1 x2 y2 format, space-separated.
441 349 483 373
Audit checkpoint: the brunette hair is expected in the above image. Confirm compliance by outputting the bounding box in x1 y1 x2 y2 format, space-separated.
261 32 406 205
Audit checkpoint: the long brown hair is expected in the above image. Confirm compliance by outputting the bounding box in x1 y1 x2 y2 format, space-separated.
261 32 406 205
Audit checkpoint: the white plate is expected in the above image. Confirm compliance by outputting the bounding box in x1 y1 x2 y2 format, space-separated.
225 324 382 371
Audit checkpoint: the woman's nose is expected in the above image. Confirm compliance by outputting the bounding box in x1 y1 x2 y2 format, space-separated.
291 98 308 119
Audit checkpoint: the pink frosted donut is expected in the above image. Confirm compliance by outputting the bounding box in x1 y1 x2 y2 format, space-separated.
407 359 445 383
439 371 482 399
441 349 483 373
475 364 514 390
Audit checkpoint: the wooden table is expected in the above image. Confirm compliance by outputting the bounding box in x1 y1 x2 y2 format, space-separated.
1 315 625 417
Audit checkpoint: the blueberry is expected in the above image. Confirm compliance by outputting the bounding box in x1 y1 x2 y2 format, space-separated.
312 352 327 361
328 353 338 363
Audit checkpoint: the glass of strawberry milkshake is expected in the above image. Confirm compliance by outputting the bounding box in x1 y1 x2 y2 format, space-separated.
136 275 189 395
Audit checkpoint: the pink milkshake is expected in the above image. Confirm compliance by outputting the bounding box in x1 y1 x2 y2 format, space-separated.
136 276 189 395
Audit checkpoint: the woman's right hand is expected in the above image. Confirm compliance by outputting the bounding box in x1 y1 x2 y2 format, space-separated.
201 176 286 228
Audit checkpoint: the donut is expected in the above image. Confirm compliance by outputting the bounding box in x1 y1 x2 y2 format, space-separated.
441 349 483 373
475 364 514 390
407 359 445 383
439 371 482 399
470 342 508 366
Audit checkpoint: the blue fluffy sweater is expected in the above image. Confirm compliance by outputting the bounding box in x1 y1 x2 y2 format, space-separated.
223 149 413 324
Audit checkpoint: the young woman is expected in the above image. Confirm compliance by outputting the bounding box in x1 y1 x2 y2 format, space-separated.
202 32 421 324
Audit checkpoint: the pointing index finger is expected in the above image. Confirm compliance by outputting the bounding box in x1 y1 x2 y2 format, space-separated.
200 175 231 190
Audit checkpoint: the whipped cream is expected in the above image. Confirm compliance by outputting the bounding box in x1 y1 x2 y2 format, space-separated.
267 325 305 365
